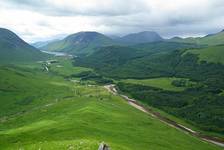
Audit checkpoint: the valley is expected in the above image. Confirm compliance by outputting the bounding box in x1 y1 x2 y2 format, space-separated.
0 27 224 150
0 56 223 150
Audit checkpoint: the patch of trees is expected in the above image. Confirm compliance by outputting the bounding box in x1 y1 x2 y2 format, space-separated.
70 71 113 84
117 82 224 134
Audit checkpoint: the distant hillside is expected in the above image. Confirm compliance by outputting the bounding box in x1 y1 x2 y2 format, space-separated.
75 42 200 78
41 31 115 56
0 28 48 63
117 31 163 45
32 39 59 48
183 45 224 64
169 30 224 46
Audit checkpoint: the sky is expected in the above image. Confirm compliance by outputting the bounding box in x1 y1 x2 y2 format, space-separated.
0 0 224 42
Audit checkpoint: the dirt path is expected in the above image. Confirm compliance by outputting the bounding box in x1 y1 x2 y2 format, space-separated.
104 84 224 148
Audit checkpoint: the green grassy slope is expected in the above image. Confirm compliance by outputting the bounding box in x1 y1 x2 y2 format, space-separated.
0 28 49 64
0 60 222 150
184 45 224 64
41 32 115 56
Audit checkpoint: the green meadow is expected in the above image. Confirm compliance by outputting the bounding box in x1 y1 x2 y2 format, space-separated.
121 77 195 92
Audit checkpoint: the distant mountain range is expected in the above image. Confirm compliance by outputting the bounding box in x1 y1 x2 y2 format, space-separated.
39 29 224 56
0 28 48 64
40 31 165 56
1 27 224 64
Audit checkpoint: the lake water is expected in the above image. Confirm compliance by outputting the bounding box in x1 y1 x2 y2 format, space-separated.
41 50 69 56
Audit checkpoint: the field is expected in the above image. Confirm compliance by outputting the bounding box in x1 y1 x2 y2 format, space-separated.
121 77 195 92
0 58 222 150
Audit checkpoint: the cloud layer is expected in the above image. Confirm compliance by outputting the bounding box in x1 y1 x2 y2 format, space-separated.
0 0 224 42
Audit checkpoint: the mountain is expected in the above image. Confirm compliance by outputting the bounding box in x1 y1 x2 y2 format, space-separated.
0 28 48 63
41 31 115 56
117 31 163 45
31 39 59 48
169 30 224 46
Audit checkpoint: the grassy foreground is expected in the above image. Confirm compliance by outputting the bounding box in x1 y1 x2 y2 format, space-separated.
0 59 222 150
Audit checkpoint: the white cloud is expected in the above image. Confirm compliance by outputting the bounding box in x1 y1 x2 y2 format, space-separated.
0 0 223 42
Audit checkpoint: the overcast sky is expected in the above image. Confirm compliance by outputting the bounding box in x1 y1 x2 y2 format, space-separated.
0 0 224 42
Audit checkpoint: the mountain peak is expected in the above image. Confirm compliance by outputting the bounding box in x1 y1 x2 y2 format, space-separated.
118 31 163 44
41 31 114 55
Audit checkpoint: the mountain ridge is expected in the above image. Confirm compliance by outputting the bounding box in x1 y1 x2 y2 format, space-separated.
0 28 48 63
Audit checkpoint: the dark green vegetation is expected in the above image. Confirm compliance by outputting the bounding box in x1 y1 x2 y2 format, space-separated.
75 31 224 136
1 58 221 150
41 31 115 56
0 28 48 64
169 30 224 46
117 82 224 135
75 42 200 78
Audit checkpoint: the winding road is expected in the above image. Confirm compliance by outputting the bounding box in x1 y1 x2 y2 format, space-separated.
104 84 224 148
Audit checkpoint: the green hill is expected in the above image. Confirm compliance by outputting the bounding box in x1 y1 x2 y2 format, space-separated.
41 31 115 56
169 30 224 46
0 28 48 64
183 45 224 64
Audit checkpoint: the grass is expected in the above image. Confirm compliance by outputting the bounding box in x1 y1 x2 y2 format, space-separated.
184 45 224 64
121 77 194 92
0 58 222 150
48 57 92 77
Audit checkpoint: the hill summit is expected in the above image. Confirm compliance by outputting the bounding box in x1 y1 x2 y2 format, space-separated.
41 31 114 56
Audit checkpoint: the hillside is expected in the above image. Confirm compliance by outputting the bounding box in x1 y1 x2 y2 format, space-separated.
0 28 48 63
75 43 224 135
41 31 115 56
75 42 200 78
32 39 59 48
0 59 222 150
169 30 224 46
183 45 224 64
117 31 163 45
